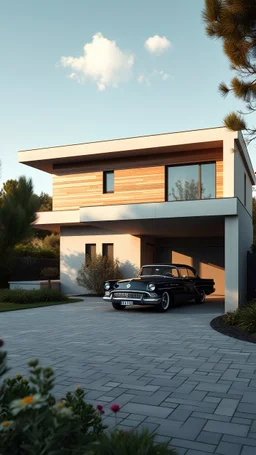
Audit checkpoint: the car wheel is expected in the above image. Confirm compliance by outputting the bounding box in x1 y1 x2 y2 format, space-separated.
195 290 205 304
158 291 170 312
112 303 126 310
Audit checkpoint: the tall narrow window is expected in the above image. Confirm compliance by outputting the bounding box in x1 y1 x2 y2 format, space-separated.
103 171 114 193
102 243 114 261
85 244 96 262
244 173 247 206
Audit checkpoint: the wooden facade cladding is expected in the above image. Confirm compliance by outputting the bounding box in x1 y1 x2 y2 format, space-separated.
52 147 223 211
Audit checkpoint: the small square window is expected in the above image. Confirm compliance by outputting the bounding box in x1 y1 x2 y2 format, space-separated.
103 171 114 193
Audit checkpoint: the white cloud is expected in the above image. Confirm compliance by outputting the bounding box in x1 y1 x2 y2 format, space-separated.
60 32 134 91
144 35 171 55
154 70 170 80
137 74 150 86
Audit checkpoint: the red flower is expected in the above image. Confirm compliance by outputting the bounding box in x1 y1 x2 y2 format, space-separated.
110 404 120 413
100 409 105 415
96 404 103 411
0 340 4 347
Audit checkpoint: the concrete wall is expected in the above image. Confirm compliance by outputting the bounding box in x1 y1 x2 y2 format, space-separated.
225 201 253 311
155 237 224 296
234 142 253 215
60 226 140 294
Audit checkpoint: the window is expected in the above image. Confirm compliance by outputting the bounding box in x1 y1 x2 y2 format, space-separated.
187 268 196 278
102 243 114 261
85 244 96 263
103 171 114 193
167 163 216 201
140 266 179 277
244 173 247 206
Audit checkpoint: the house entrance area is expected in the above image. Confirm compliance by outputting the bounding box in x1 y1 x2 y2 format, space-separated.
141 237 224 298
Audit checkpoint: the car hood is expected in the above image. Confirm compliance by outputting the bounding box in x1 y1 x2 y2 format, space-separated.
114 277 167 291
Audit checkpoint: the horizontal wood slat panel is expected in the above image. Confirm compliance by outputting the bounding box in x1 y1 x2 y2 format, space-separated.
216 161 223 198
52 147 224 211
53 167 165 211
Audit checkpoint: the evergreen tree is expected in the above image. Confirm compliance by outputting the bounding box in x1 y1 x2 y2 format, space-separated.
203 0 256 142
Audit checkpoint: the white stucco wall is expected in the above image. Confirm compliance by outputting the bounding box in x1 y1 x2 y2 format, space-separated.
225 200 253 311
60 226 141 294
234 142 253 215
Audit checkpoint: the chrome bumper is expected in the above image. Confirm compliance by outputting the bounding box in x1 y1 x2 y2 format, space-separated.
103 295 161 305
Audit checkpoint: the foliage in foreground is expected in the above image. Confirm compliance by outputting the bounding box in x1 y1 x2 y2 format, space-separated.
0 288 66 304
224 301 256 333
0 342 177 455
77 254 123 295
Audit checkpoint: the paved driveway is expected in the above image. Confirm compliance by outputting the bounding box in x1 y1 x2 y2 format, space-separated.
1 297 256 455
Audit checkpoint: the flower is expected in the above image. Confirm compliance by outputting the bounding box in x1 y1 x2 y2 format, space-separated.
96 404 103 411
110 404 120 413
0 420 14 432
0 340 4 347
100 409 105 415
76 386 81 390
16 374 22 379
10 394 44 415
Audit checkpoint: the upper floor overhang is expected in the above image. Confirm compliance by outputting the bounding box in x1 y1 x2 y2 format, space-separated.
18 126 254 180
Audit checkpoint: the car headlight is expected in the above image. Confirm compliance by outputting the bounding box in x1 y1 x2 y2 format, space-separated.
104 282 111 291
148 283 155 291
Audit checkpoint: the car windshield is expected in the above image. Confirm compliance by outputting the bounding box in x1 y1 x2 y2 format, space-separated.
140 266 179 278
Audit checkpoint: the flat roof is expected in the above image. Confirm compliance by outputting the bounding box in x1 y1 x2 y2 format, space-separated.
18 126 235 173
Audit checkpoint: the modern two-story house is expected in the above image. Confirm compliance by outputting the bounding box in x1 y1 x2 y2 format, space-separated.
18 127 255 312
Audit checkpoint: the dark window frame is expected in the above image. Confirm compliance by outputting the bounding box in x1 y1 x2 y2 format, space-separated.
103 170 114 194
165 162 216 202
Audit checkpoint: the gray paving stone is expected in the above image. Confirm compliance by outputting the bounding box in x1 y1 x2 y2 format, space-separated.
122 403 172 418
170 438 215 453
241 447 256 455
204 420 249 437
2 297 255 455
214 398 239 416
196 430 222 445
216 441 242 455
195 383 230 393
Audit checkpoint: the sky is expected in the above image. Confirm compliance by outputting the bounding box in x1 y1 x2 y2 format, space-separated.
0 0 255 195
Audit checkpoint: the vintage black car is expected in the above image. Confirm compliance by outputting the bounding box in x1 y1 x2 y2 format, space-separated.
103 264 215 312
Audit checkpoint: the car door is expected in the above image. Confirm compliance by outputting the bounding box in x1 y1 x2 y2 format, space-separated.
179 267 197 302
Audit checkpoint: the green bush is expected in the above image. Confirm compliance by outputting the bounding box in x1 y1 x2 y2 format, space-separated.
93 428 177 455
77 254 123 295
238 302 256 333
223 310 240 326
0 288 66 304
13 244 58 258
0 343 177 455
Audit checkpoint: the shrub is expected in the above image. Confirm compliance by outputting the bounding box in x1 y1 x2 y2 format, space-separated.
13 243 58 258
0 345 105 454
77 254 123 295
223 310 240 326
40 267 59 289
238 302 256 333
0 288 66 304
42 233 60 256
93 428 177 454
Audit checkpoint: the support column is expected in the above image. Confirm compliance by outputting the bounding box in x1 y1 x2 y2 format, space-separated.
225 216 239 312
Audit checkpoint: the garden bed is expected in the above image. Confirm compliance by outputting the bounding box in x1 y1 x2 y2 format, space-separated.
211 314 256 344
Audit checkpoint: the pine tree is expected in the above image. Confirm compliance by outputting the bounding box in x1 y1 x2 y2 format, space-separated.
203 0 256 142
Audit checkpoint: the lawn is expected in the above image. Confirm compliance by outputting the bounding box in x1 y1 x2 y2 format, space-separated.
0 298 83 312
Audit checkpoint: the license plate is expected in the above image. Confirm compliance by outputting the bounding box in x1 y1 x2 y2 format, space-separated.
120 301 133 306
